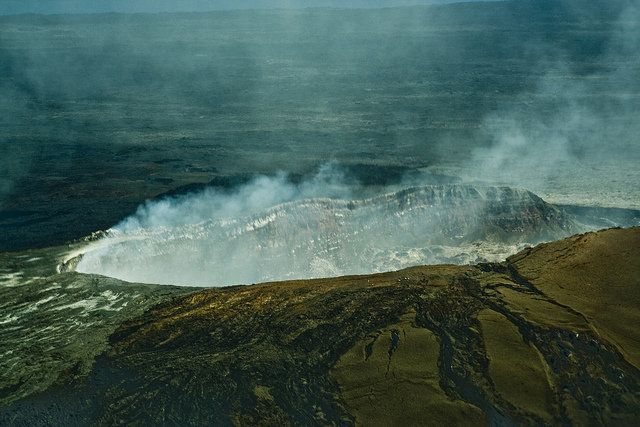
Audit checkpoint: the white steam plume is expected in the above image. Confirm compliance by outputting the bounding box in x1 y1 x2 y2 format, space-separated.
75 165 580 287
460 3 640 209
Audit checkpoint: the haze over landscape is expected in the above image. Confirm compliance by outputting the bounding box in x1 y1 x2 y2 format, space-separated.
0 0 639 425
0 0 488 15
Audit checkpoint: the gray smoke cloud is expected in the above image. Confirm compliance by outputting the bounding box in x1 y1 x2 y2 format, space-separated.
74 162 583 286
75 164 358 286
75 1 640 288
116 163 353 232
3 1 477 250
459 1 640 208
0 1 484 15
2 0 639 259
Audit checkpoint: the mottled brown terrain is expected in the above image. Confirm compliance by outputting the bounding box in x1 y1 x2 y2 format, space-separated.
1 228 639 425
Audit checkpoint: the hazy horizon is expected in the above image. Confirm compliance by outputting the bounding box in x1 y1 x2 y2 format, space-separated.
0 0 493 16
1 0 638 256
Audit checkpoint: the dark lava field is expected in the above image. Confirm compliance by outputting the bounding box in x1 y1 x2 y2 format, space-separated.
1 1 640 425
2 0 639 251
1 227 639 425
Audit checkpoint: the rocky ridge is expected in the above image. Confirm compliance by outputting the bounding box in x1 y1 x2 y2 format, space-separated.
0 227 638 425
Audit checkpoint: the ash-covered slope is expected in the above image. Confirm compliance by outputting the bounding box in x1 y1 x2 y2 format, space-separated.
76 185 581 286
1 228 638 425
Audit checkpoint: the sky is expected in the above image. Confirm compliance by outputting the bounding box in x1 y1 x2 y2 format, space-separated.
0 0 490 15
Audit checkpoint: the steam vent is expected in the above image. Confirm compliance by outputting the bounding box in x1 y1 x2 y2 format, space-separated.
0 228 638 424
74 185 581 287
2 0 640 425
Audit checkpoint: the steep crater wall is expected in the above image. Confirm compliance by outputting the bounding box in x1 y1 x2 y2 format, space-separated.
74 185 582 286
